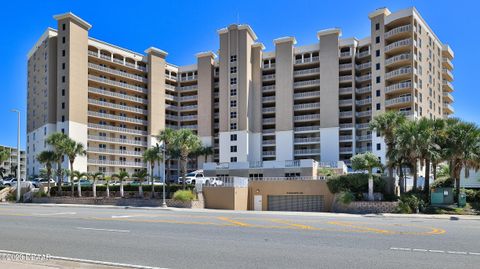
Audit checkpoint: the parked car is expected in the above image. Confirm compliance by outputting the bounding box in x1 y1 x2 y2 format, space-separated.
178 170 213 185
2 178 17 186
74 179 92 187
31 178 56 188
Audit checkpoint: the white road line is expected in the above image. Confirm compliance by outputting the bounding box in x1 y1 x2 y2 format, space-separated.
413 249 428 252
0 249 167 269
391 247 478 256
390 247 411 251
428 250 445 253
469 252 480 256
76 227 130 233
112 215 133 219
447 251 468 255
33 212 77 216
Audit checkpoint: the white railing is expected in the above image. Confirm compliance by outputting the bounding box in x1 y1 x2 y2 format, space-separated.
384 38 412 52
294 114 320 121
262 74 276 80
294 149 320 155
339 99 353 106
339 135 353 141
180 76 197 82
339 87 353 94
340 51 351 57
356 74 372 82
180 115 197 121
294 137 320 143
385 53 411 66
339 111 353 117
356 86 372 94
294 67 320 76
262 107 275 113
356 146 372 153
339 123 354 129
165 74 177 81
166 114 179 120
294 91 320 99
263 129 275 134
294 102 320 110
88 135 147 146
386 66 412 80
385 81 412 93
88 75 147 94
88 123 147 135
179 95 198 102
88 99 146 114
262 151 275 156
294 126 320 132
262 118 275 124
88 147 143 156
262 85 275 92
356 62 372 70
339 75 353 82
88 87 147 104
262 140 275 145
356 98 372 106
88 159 146 167
340 147 353 153
262 96 276 102
181 125 198 130
88 111 147 125
385 24 412 39
385 95 412 106
356 134 372 141
356 123 370 129
293 79 320 88
263 63 276 69
357 50 371 58
178 85 198 91
88 50 147 72
356 110 372 117
339 63 353 71
295 56 319 64
88 63 147 83
179 105 198 111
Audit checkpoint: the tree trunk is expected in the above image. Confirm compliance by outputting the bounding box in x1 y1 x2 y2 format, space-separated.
93 181 97 198
57 161 62 196
47 168 51 197
182 157 187 190
151 163 155 198
78 180 82 197
432 161 437 181
399 165 405 194
139 183 143 198
388 166 395 195
455 163 461 206
106 182 110 198
368 169 374 201
120 181 124 198
167 159 171 185
412 161 418 192
70 161 75 197
425 159 431 201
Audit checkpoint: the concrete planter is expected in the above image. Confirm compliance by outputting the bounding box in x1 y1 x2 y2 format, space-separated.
333 199 399 214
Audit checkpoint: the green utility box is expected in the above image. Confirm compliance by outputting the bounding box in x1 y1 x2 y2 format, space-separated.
458 192 467 207
430 187 454 205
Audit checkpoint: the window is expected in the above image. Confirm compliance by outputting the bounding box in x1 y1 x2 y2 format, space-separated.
61 128 65 134
230 55 237 62
62 23 66 30
62 76 65 83
62 50 65 57
230 134 237 141
230 157 237 162
62 36 65 44
376 76 381 83
376 103 381 110
62 63 65 70
230 78 237 85
62 89 65 96
375 23 380 30
61 115 65 122
375 50 380 57
376 143 381 150
61 102 65 109
375 36 380 44
230 66 237 73
376 63 380 70
230 111 237 118
376 90 381 97
230 146 237 153
230 88 237 96
230 100 237 107
230 123 237 130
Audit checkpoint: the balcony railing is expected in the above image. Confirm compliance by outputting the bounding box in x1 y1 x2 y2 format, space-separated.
294 67 320 76
339 87 353 94
294 102 320 110
384 38 412 53
262 107 275 113
88 63 147 83
179 105 198 111
88 159 146 167
262 96 276 102
294 91 320 99
294 114 320 121
385 81 412 94
356 146 372 153
294 149 320 155
356 86 372 94
340 51 351 58
357 50 371 58
263 151 276 156
385 95 412 106
385 66 412 80
88 135 147 146
385 53 411 66
87 123 147 135
262 118 275 124
339 99 353 106
88 87 147 104
179 95 198 102
88 50 147 72
263 63 276 69
181 125 198 130
356 123 370 129
442 68 454 80
178 85 198 91
262 139 275 145
356 98 372 106
339 63 353 71
384 24 412 39
339 111 353 118
180 115 198 121
180 76 197 82
339 75 353 82
339 135 353 141
293 79 320 88
88 111 147 125
355 62 372 70
356 74 372 82
88 75 147 94
295 56 319 64
88 99 146 114
339 147 353 153
443 92 454 102
356 134 372 141
88 147 143 156
356 110 372 117
262 74 276 81
339 123 354 129
294 126 320 132
294 137 320 143
262 85 275 92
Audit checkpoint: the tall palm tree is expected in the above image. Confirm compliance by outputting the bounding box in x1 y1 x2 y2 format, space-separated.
351 152 382 201
46 133 69 196
0 147 9 179
72 170 87 197
132 169 148 198
201 146 214 164
90 172 104 198
369 111 406 194
112 171 129 198
396 120 423 191
63 139 86 197
36 151 56 196
157 128 176 183
143 148 158 198
172 129 201 189
104 175 112 198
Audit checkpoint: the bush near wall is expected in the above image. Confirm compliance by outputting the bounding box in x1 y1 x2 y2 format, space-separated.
49 184 193 197
327 173 386 200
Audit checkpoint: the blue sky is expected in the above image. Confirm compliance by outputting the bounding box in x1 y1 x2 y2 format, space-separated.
1 0 478 148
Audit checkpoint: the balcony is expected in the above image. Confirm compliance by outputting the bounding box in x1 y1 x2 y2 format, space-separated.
294 149 320 155
356 134 372 141
263 129 275 134
262 118 275 124
356 110 372 118
339 147 353 153
294 126 320 133
443 80 454 92
293 79 320 88
179 105 198 111
339 111 353 118
355 62 371 70
385 95 412 107
385 53 411 67
356 123 370 129
180 115 198 121
384 38 412 53
165 84 176 91
88 63 147 83
340 51 352 58
339 63 353 71
88 111 147 125
357 50 371 58
385 66 412 81
294 114 320 121
87 159 146 167
88 147 143 156
339 123 354 129
442 68 454 81
356 146 372 153
88 75 147 94
294 102 320 110
88 135 147 146
88 87 147 104
339 75 353 82
88 50 147 72
294 91 320 99
294 137 320 144
166 114 178 121
262 74 276 81
356 85 372 94
262 107 275 113
262 139 275 145
295 56 319 65
339 135 353 141
87 123 147 135
179 95 198 102
262 85 275 92
180 75 197 82
262 96 276 103
356 74 371 83
181 125 198 130
88 99 146 114
443 103 454 114
263 63 276 69
339 87 353 95
165 74 177 81
356 98 372 106
263 151 276 157
442 58 454 70
443 92 454 103
384 24 412 39
339 99 353 106
294 67 320 76
178 85 198 92
385 81 412 94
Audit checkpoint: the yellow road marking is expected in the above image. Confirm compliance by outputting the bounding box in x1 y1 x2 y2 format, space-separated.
268 218 318 230
328 221 395 234
217 217 252 227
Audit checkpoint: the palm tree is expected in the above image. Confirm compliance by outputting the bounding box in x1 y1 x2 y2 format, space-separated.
46 133 69 196
395 120 423 191
72 170 88 197
415 118 441 197
36 151 56 196
63 139 86 197
172 129 201 189
369 111 406 194
351 152 382 201
143 148 158 198
132 169 148 198
0 147 9 179
112 171 129 198
104 175 112 198
157 128 176 183
90 172 104 198
201 146 214 164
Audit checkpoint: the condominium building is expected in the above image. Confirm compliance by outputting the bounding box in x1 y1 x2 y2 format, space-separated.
26 7 454 178
0 145 26 180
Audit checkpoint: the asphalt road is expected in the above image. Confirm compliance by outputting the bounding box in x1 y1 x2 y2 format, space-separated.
0 204 479 269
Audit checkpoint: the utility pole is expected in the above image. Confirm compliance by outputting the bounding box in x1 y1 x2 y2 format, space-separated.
11 109 21 202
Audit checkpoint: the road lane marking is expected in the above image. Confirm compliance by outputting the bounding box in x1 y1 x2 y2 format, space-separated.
111 215 133 219
33 212 77 216
328 221 394 234
76 227 130 233
428 250 445 253
0 249 167 269
447 251 467 255
217 217 252 227
469 252 480 255
390 247 478 256
268 218 317 230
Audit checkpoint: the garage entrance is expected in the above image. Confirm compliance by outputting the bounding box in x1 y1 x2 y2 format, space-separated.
267 195 324 212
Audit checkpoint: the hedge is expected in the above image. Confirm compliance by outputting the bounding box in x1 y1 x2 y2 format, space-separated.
326 173 386 200
49 184 193 196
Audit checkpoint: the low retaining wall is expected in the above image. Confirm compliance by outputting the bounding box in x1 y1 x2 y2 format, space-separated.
333 200 399 214
31 196 204 209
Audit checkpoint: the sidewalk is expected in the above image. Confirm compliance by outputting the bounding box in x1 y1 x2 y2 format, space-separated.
0 259 130 269
2 202 480 221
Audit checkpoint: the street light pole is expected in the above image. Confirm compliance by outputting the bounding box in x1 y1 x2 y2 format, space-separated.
11 109 21 202
161 143 167 208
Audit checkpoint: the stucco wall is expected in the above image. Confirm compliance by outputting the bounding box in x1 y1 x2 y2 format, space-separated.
203 186 248 210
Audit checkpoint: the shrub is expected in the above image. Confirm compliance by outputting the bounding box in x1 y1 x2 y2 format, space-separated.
431 177 454 188
337 191 355 205
464 189 480 203
6 192 16 202
327 174 385 196
395 193 426 214
173 190 195 201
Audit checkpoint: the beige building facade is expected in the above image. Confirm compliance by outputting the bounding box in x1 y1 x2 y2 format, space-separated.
27 7 454 178
0 145 26 180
